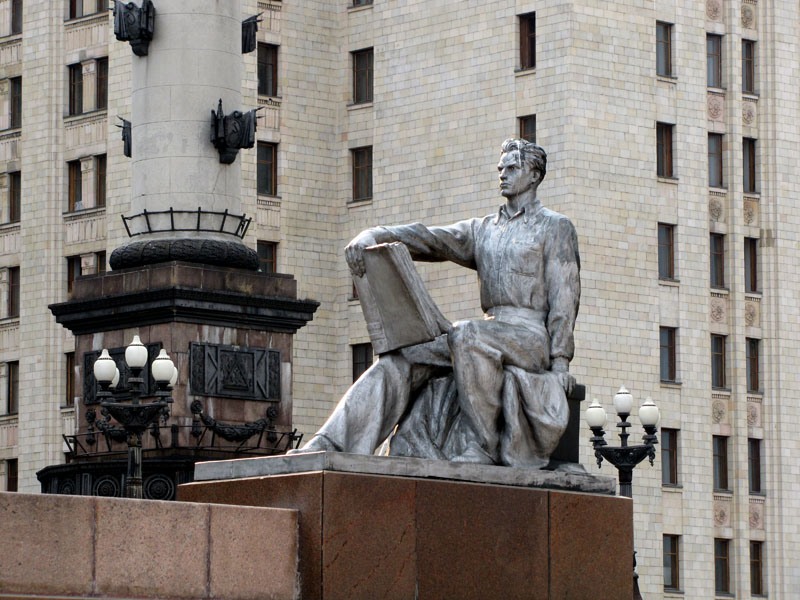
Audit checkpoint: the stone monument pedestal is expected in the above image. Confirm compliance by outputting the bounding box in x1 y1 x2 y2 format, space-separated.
179 453 633 600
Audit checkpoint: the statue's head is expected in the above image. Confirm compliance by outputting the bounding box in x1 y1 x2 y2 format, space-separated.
500 139 547 184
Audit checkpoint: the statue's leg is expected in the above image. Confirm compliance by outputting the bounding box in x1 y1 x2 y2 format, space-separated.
296 336 451 455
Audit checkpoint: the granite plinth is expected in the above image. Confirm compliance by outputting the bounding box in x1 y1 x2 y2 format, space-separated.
192 451 618 494
180 453 631 600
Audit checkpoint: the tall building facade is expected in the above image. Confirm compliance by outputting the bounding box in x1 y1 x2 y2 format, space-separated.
0 0 797 597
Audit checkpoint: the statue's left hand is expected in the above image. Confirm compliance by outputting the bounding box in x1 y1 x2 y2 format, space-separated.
556 371 576 397
345 231 378 277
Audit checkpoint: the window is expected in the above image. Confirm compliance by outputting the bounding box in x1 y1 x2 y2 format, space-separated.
7 266 19 318
257 142 277 196
708 133 723 187
656 22 673 77
659 327 677 382
6 360 18 414
746 338 760 393
656 122 674 178
67 160 82 211
258 44 278 97
707 34 722 87
748 438 763 493
95 57 108 110
745 237 758 293
351 146 372 202
352 0 373 5
5 458 17 492
713 435 729 491
658 223 675 280
714 539 731 594
352 48 373 104
96 250 106 274
64 352 75 407
352 343 373 382
7 171 20 223
66 255 81 296
663 535 680 591
710 233 725 288
95 154 106 207
69 0 83 19
519 12 536 70
711 334 727 389
519 114 536 143
742 40 756 94
661 428 679 485
68 64 83 116
257 240 277 274
9 76 21 129
750 541 765 596
10 0 22 35
743 137 757 193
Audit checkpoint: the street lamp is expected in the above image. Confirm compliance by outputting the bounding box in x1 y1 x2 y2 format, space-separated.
587 386 660 600
93 336 176 499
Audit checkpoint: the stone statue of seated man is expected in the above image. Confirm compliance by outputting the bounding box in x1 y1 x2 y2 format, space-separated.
293 139 581 468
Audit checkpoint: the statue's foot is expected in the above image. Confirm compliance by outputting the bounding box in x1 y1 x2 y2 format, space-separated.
286 434 337 455
451 444 495 465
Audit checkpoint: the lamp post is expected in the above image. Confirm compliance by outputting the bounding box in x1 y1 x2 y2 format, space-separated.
586 386 660 600
93 336 177 499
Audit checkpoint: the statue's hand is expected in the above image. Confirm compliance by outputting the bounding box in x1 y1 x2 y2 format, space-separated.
550 358 575 396
345 231 378 277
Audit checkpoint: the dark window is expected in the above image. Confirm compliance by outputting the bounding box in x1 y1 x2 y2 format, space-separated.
663 534 680 591
750 541 765 596
257 142 277 196
258 43 278 97
352 343 373 382
352 0 373 5
95 0 105 13
95 57 108 110
68 64 83 116
713 435 729 491
95 154 106 207
8 171 20 223
746 338 760 393
352 48 373 104
710 233 725 288
711 334 727 389
6 360 18 414
64 351 74 407
519 12 536 70
708 133 723 187
656 122 674 178
66 255 81 296
658 223 675 279
5 458 17 492
68 160 82 211
656 22 673 77
10 0 22 35
745 237 759 293
743 137 757 193
257 240 277 274
707 34 722 87
714 539 731 594
519 114 536 143
661 428 679 485
742 40 756 94
748 437 763 494
9 76 21 129
96 250 106 274
352 146 372 202
659 327 677 382
7 266 19 318
69 0 83 19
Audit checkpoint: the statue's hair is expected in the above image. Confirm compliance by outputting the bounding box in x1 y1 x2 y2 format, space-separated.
500 138 547 181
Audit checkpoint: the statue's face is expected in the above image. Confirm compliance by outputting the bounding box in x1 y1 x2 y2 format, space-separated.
498 151 539 198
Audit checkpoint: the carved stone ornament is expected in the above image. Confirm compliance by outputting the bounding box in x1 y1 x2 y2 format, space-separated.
712 400 727 424
117 117 132 158
190 342 281 401
113 0 156 57
707 0 723 21
714 503 729 526
750 504 763 529
708 95 724 120
743 102 756 125
242 14 263 54
744 201 757 225
747 401 760 426
745 301 758 326
211 99 261 164
710 298 726 323
709 198 723 221
742 4 755 29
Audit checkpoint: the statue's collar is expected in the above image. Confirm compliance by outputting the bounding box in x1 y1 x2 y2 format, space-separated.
496 198 542 224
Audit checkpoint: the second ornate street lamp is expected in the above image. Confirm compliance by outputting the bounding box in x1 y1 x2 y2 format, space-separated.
93 336 177 499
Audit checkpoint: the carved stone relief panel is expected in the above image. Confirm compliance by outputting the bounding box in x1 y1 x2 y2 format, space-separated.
711 395 729 425
747 398 761 427
709 192 725 222
707 0 723 21
743 101 757 127
741 2 757 30
743 198 759 227
714 495 731 528
710 295 727 326
708 93 724 121
749 497 765 530
745 299 760 328
190 342 281 402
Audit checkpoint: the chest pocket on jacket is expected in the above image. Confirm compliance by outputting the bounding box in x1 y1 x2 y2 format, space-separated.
509 239 544 277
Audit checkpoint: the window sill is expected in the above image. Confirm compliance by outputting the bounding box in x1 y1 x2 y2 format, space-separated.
660 380 682 388
657 74 678 83
64 12 107 25
63 206 106 219
711 387 731 394
743 92 760 101
0 316 19 325
0 32 22 43
1 126 21 136
658 278 680 286
663 589 684 596
0 221 20 231
713 488 733 496
257 95 282 107
749 491 766 498
64 109 107 124
0 412 18 423
348 198 373 208
657 176 679 184
709 186 728 193
514 67 536 76
710 286 729 294
707 86 726 93
347 101 373 110
348 2 374 13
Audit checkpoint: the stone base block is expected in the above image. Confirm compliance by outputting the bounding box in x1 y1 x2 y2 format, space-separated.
179 454 632 600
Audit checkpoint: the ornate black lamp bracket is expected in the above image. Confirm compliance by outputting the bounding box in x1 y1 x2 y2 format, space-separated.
589 417 658 498
211 99 262 164
113 0 156 57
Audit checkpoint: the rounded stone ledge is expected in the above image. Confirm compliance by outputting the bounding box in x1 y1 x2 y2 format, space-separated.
110 238 260 271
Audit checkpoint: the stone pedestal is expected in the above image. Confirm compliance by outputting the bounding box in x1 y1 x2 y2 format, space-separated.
179 453 633 600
